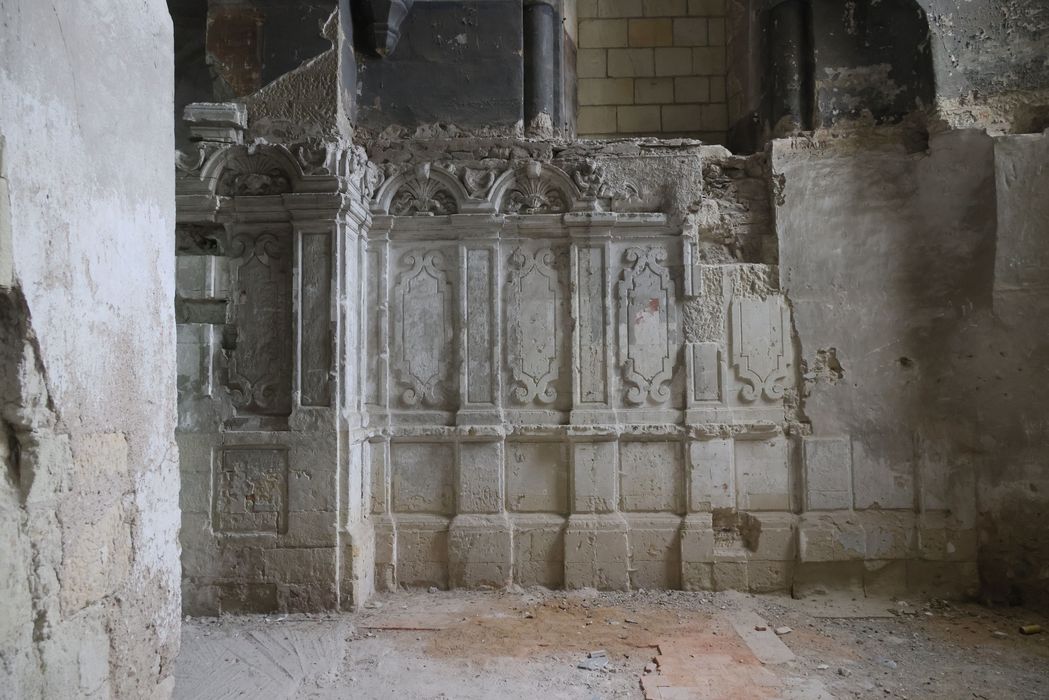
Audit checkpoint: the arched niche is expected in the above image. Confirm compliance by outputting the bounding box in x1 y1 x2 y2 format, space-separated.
371 162 470 216
200 144 305 197
489 161 582 215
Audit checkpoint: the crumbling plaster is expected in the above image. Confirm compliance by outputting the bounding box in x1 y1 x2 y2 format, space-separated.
0 1 180 697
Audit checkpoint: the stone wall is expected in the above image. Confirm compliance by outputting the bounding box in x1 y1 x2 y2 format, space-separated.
773 128 1049 606
576 0 729 140
0 1 180 697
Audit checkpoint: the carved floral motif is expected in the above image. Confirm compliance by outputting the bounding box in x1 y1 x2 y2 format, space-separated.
461 167 496 198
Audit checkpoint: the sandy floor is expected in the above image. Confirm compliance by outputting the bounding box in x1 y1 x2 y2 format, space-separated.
174 589 1049 699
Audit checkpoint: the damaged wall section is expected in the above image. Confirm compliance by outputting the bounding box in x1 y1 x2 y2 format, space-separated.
773 127 1049 607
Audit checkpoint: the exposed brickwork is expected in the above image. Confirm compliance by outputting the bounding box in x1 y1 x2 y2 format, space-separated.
576 0 727 141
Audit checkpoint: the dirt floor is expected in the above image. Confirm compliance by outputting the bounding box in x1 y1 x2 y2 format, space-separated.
174 589 1049 699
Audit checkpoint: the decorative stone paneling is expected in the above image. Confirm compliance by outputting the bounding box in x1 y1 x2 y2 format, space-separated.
214 448 289 534
618 246 677 406
392 250 457 408
506 245 566 406
730 296 791 403
227 231 294 417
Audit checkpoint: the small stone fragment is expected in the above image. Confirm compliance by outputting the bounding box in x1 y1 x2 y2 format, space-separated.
817 664 829 670
754 625 767 632
992 631 1008 639
577 649 609 671
774 626 793 636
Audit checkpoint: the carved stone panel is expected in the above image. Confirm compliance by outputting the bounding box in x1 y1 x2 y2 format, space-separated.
506 246 564 405
213 447 288 534
730 297 791 402
575 245 608 405
228 231 293 417
618 247 677 405
506 442 568 513
300 233 332 407
620 441 684 513
686 342 721 403
391 442 454 514
464 248 496 405
392 250 456 407
364 246 386 406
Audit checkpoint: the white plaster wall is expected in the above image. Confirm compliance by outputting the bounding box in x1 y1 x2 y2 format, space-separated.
0 0 179 696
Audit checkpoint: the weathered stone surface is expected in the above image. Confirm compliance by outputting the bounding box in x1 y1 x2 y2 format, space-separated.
0 2 179 696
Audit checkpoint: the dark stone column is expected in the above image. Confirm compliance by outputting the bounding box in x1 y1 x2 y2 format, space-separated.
523 0 558 136
767 0 812 132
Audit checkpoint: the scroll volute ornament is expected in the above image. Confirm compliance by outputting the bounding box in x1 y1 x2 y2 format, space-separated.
358 0 415 57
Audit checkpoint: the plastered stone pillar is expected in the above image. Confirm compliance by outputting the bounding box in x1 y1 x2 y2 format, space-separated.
564 435 631 590
449 437 513 587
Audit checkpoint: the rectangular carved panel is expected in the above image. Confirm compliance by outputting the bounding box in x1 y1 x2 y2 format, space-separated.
505 245 567 407
228 231 293 416
730 296 790 403
575 245 608 404
365 247 385 406
391 442 454 514
213 447 288 534
618 246 678 406
464 248 495 404
687 342 721 403
300 233 332 406
506 442 568 513
620 441 684 513
392 249 456 407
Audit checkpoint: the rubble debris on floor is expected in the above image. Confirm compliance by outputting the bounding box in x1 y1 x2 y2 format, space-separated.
174 589 1049 699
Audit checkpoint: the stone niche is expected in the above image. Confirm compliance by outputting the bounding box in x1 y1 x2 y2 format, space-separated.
364 156 800 592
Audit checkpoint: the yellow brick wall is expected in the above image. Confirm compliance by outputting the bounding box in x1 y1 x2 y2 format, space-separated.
576 0 727 141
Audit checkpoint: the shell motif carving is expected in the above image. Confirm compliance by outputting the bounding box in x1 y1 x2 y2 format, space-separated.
389 163 459 216
502 161 568 215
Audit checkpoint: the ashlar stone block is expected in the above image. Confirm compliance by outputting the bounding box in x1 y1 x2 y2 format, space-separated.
572 440 618 513
803 436 852 511
564 514 631 590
